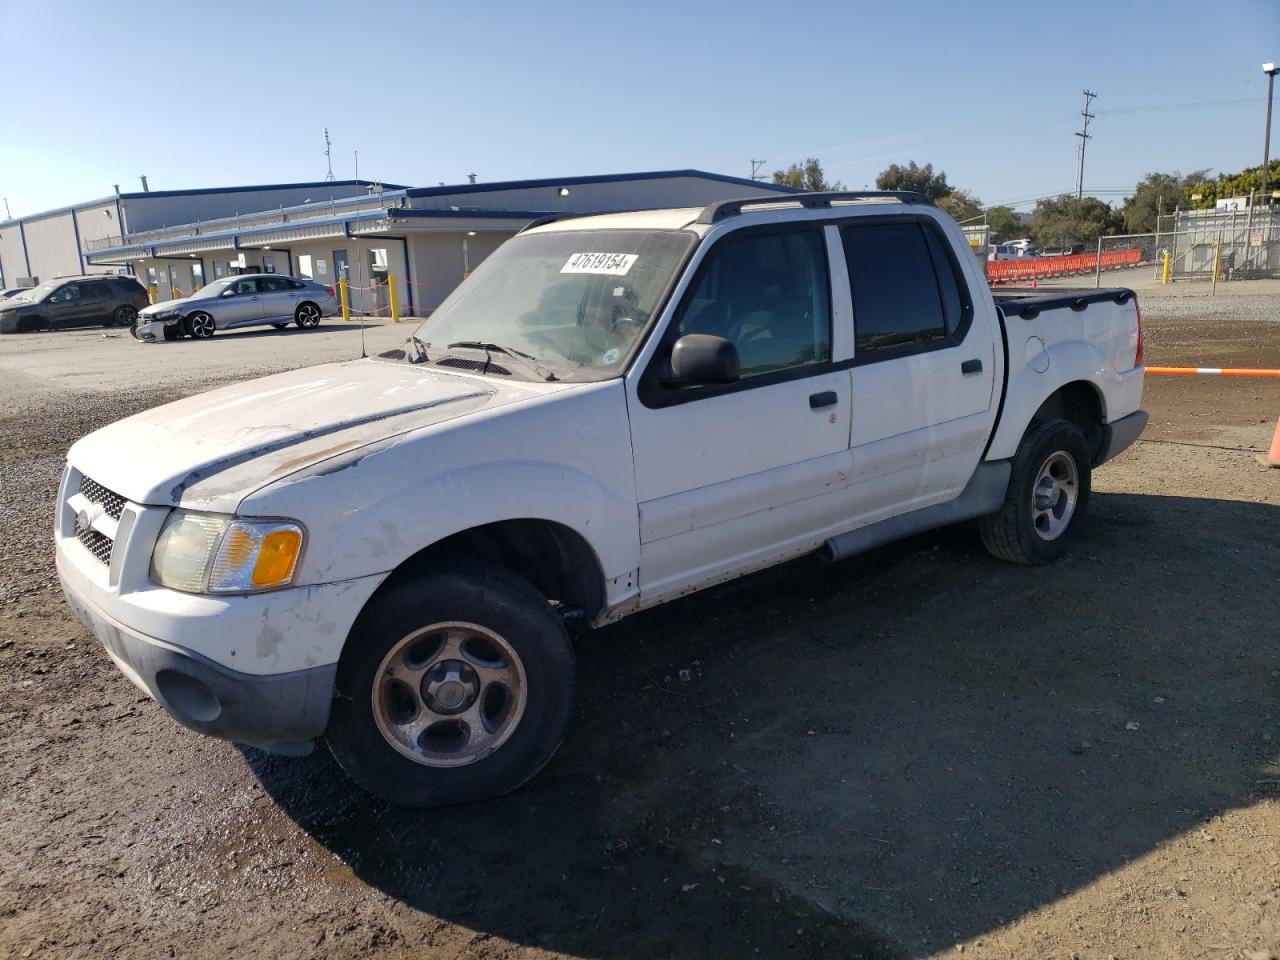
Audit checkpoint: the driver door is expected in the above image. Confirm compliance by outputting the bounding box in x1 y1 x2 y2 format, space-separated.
217 277 266 327
45 284 91 327
626 224 855 606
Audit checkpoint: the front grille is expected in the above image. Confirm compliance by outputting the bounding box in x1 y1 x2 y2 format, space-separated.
75 519 114 565
79 475 125 521
435 356 511 376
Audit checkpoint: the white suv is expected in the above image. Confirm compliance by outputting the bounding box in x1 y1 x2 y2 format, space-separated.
57 192 1146 805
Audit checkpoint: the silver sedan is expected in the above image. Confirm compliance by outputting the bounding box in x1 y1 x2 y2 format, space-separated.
131 274 340 342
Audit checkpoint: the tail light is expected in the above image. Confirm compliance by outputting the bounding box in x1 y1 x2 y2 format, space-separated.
325 285 335 297
1134 299 1144 368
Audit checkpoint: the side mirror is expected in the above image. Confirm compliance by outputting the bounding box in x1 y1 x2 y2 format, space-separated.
221 288 237 297
668 334 739 386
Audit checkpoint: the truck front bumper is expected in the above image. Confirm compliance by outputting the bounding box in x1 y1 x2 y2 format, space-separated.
59 559 338 753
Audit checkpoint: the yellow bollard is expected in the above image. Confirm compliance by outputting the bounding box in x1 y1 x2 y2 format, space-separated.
172 285 180 301
1212 239 1223 295
388 275 400 323
1161 250 1171 284
147 284 157 304
339 277 351 321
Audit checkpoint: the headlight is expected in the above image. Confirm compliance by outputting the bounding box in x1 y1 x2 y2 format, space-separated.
150 510 304 594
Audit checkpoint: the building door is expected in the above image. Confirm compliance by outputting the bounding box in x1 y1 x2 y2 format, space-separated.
332 249 349 285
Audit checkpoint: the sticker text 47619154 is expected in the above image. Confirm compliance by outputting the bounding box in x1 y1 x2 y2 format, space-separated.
560 253 638 276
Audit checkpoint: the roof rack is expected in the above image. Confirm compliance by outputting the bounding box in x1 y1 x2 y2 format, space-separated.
695 190 932 225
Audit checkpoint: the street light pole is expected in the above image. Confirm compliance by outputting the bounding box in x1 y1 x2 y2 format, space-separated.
1264 62 1278 204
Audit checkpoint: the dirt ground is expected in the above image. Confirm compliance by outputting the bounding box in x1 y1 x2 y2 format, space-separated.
0 290 1277 960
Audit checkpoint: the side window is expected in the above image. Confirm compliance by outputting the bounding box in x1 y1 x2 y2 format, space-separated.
49 285 79 303
261 277 291 292
841 221 957 357
233 278 260 295
82 281 111 299
289 279 306 290
677 228 831 379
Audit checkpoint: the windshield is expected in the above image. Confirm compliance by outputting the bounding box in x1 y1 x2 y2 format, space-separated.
412 228 696 381
187 278 234 300
15 280 64 303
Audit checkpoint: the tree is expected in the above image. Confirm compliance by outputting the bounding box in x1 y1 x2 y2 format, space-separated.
984 205 1023 241
772 158 844 191
1029 195 1123 248
1181 162 1278 209
1121 170 1209 232
875 161 951 200
936 189 983 224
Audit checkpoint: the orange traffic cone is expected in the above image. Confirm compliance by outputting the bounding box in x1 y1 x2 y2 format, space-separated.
1260 414 1280 468
1031 278 1038 288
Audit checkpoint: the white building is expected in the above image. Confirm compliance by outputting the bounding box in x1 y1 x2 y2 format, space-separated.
1 171 796 315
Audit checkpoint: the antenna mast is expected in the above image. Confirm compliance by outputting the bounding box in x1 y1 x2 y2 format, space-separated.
750 159 767 181
1074 89 1097 199
324 127 336 182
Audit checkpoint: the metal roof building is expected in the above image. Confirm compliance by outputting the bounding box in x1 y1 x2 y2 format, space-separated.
1 171 796 316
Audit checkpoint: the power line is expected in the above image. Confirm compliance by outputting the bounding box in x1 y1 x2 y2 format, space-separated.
1075 89 1097 199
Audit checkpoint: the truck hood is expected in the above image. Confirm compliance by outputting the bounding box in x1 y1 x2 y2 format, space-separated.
67 359 541 507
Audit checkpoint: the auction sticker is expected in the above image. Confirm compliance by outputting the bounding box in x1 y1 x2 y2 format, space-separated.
561 252 638 275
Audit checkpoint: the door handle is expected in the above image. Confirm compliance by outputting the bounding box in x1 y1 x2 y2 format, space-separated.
809 390 838 409
961 358 983 375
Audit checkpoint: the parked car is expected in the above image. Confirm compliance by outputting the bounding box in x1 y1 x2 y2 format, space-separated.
989 243 1039 261
131 274 339 342
1 286 30 300
0 275 148 333
57 192 1146 806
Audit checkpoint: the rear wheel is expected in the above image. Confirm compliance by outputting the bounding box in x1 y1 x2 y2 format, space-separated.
185 311 215 339
294 303 321 329
979 417 1092 565
326 562 575 806
109 305 137 327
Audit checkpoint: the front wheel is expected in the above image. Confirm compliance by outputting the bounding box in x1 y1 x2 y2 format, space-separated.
294 303 321 328
979 418 1092 566
185 311 215 339
326 562 575 806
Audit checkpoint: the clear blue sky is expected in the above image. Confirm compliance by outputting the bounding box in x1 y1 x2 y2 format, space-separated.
1 0 1277 219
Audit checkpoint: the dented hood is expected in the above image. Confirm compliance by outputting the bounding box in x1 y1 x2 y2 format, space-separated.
67 358 534 507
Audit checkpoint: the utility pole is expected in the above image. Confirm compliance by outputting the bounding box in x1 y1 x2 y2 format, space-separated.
1075 89 1097 199
750 159 767 181
323 127 335 182
1262 63 1278 204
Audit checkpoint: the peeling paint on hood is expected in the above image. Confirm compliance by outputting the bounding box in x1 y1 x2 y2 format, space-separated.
66 359 541 507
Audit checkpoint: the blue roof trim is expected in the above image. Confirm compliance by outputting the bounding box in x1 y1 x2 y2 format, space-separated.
403 169 802 199
115 179 405 200
83 207 553 258
0 180 404 228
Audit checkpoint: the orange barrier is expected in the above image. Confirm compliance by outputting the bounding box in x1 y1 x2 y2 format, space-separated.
987 248 1143 283
1146 366 1280 377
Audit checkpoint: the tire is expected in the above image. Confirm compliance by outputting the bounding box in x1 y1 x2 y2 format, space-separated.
294 302 321 329
185 311 215 339
161 325 182 341
271 322 289 330
326 562 575 806
979 417 1092 566
109 305 137 327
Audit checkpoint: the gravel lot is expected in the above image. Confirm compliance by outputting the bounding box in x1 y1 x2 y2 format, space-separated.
1 293 1277 960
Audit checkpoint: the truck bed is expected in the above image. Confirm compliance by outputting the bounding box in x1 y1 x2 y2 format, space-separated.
991 287 1136 320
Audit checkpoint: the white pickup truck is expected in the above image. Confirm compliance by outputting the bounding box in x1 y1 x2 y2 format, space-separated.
56 191 1146 805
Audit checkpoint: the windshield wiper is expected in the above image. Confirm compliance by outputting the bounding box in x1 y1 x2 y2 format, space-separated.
407 335 428 363
446 341 558 381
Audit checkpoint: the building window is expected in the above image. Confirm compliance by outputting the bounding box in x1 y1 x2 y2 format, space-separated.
262 254 276 274
192 261 205 289
297 254 313 279
214 261 227 280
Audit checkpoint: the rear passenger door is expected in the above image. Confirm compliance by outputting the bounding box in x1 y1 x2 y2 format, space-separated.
841 217 996 523
79 281 114 324
258 275 299 322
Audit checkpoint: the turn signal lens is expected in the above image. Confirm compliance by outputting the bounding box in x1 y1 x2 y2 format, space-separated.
252 529 303 588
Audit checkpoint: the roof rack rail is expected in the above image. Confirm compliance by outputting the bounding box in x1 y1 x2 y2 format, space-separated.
518 213 572 234
695 190 932 225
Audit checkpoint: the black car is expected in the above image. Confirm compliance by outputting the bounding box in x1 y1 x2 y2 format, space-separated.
0 275 150 333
